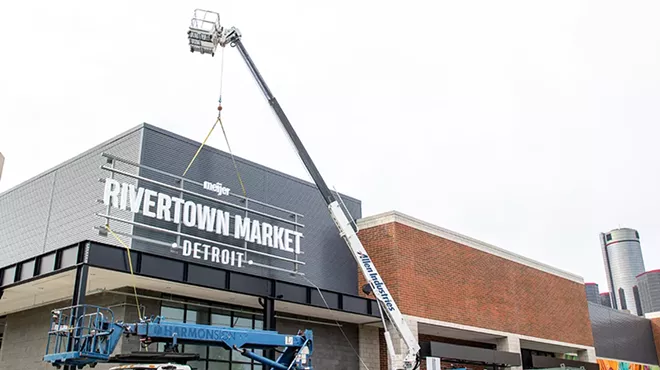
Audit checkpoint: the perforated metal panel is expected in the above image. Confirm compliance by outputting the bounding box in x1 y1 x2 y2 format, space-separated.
588 302 658 365
0 126 143 267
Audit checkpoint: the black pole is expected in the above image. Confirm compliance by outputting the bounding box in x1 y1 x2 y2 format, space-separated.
64 263 89 370
260 297 276 360
234 39 337 206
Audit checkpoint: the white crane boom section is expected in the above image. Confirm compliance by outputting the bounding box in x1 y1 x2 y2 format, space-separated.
329 202 420 369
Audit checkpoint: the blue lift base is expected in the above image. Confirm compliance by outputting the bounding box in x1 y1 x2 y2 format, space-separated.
44 305 314 369
44 351 112 368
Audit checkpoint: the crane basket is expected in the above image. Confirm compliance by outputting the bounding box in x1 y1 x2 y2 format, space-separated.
188 9 221 56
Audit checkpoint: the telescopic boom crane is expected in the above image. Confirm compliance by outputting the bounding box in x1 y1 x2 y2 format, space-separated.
187 9 421 370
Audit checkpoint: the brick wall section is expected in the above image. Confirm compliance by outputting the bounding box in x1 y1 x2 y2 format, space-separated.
378 328 388 370
358 223 401 305
651 318 660 365
359 222 594 347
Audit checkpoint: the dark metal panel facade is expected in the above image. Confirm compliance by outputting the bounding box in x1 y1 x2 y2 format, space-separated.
134 125 362 295
0 122 363 295
275 281 307 303
187 265 227 290
587 302 659 365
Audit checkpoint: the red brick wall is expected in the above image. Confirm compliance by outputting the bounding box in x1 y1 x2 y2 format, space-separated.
359 222 594 346
378 328 387 370
650 317 660 365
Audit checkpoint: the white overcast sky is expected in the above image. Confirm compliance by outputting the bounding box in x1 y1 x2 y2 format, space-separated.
1 1 659 290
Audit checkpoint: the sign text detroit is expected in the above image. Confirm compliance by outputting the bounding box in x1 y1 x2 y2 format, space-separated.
103 179 303 266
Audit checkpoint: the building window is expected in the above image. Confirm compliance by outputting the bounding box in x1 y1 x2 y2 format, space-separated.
606 233 612 241
158 298 264 370
619 288 627 310
635 231 640 239
633 286 643 316
600 294 612 308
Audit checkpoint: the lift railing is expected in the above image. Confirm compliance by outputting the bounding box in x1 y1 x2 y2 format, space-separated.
44 305 125 368
188 9 221 56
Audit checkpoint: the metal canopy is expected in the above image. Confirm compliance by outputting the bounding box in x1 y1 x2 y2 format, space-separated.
420 341 522 367
529 355 598 370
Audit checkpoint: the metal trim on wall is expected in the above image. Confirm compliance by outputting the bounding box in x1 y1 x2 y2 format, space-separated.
88 240 377 316
0 240 379 318
0 243 81 288
420 341 522 367
530 355 598 370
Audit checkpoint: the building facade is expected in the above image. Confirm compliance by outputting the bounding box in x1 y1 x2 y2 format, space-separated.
586 283 601 304
0 124 657 370
600 228 646 315
588 302 658 365
0 124 369 370
638 270 660 315
357 212 597 370
600 292 612 308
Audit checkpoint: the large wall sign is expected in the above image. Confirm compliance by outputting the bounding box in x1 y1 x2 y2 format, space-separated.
89 125 362 295
103 178 304 255
98 153 306 275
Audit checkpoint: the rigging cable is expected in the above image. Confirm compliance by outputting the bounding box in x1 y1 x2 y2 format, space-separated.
181 46 247 197
301 275 372 370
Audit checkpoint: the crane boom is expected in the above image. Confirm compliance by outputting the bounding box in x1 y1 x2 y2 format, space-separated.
188 11 421 369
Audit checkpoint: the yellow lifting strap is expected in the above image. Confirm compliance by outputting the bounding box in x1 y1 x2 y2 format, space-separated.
181 117 220 178
104 224 143 322
218 116 247 197
181 115 248 197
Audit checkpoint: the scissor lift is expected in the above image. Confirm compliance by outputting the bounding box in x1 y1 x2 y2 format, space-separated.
44 305 314 369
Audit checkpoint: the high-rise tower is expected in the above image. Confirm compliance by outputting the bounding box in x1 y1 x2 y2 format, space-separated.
585 283 600 304
600 228 646 315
